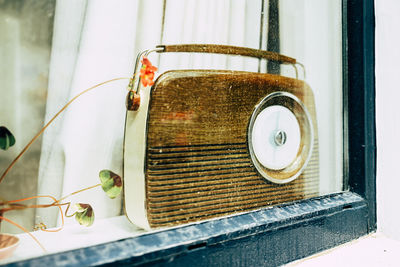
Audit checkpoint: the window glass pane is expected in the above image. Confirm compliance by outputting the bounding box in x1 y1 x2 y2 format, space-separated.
279 0 343 195
0 0 343 261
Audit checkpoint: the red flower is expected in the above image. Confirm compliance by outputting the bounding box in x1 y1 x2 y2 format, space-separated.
140 57 158 87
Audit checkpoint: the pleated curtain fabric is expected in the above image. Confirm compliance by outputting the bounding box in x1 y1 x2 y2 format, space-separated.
36 0 262 228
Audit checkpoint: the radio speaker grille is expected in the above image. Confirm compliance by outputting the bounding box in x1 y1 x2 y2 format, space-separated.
146 142 319 227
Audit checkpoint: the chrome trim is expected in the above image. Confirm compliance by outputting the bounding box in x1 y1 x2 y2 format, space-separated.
296 62 306 80
292 64 299 79
247 91 314 184
274 130 287 146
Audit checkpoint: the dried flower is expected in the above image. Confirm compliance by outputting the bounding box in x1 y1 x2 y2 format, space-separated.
140 57 157 87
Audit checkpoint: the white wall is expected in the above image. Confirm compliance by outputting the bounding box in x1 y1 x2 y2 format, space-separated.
376 0 400 240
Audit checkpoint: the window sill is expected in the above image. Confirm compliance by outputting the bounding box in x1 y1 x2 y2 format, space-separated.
2 216 145 265
2 192 369 266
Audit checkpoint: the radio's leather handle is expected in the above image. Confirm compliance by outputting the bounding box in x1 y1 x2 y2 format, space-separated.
156 44 296 65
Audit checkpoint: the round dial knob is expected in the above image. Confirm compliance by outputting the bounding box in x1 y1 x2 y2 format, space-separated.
251 105 301 170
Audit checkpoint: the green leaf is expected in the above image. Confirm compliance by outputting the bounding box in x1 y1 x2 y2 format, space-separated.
99 170 122 199
0 126 15 150
74 203 94 227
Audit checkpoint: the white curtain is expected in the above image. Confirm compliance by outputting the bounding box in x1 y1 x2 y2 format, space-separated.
37 0 343 228
37 0 262 228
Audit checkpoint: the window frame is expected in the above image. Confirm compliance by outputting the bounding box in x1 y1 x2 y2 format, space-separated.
11 0 375 265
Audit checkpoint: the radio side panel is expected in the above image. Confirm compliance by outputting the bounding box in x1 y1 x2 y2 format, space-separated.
145 70 319 228
124 87 152 230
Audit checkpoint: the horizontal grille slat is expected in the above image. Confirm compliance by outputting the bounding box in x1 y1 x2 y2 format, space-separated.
148 179 318 207
148 165 253 176
148 144 248 163
147 166 255 180
149 155 250 167
148 151 248 161
149 143 247 152
148 157 252 171
149 146 247 153
148 174 261 189
148 160 252 174
149 148 247 155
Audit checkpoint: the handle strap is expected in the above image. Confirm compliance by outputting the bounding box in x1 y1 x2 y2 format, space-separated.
156 44 296 65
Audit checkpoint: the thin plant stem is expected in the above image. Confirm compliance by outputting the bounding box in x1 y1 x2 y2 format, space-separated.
0 203 25 208
0 203 68 233
0 77 130 185
0 216 46 252
2 182 101 207
2 195 60 205
0 195 65 232
1 202 69 211
64 202 76 218
0 183 101 231
56 183 101 203
39 200 68 233
0 201 69 211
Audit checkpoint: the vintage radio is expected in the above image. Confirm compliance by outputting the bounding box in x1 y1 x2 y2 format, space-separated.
123 44 319 230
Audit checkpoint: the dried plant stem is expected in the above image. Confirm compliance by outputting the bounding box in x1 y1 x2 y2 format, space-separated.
0 77 130 185
64 202 75 218
1 202 69 212
0 216 46 252
0 203 25 209
1 183 101 208
0 182 101 231
0 182 101 235
0 77 130 252
2 195 59 205
0 195 66 232
56 183 101 203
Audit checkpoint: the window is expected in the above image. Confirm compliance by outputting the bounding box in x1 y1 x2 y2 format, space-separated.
0 0 375 265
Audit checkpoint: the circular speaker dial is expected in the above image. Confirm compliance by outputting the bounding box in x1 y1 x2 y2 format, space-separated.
248 92 314 184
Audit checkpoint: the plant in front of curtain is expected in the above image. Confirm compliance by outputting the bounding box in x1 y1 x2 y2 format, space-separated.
0 118 123 253
0 124 123 250
0 56 157 253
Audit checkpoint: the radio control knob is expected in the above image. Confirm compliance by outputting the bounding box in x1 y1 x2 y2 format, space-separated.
274 130 287 146
251 105 301 170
